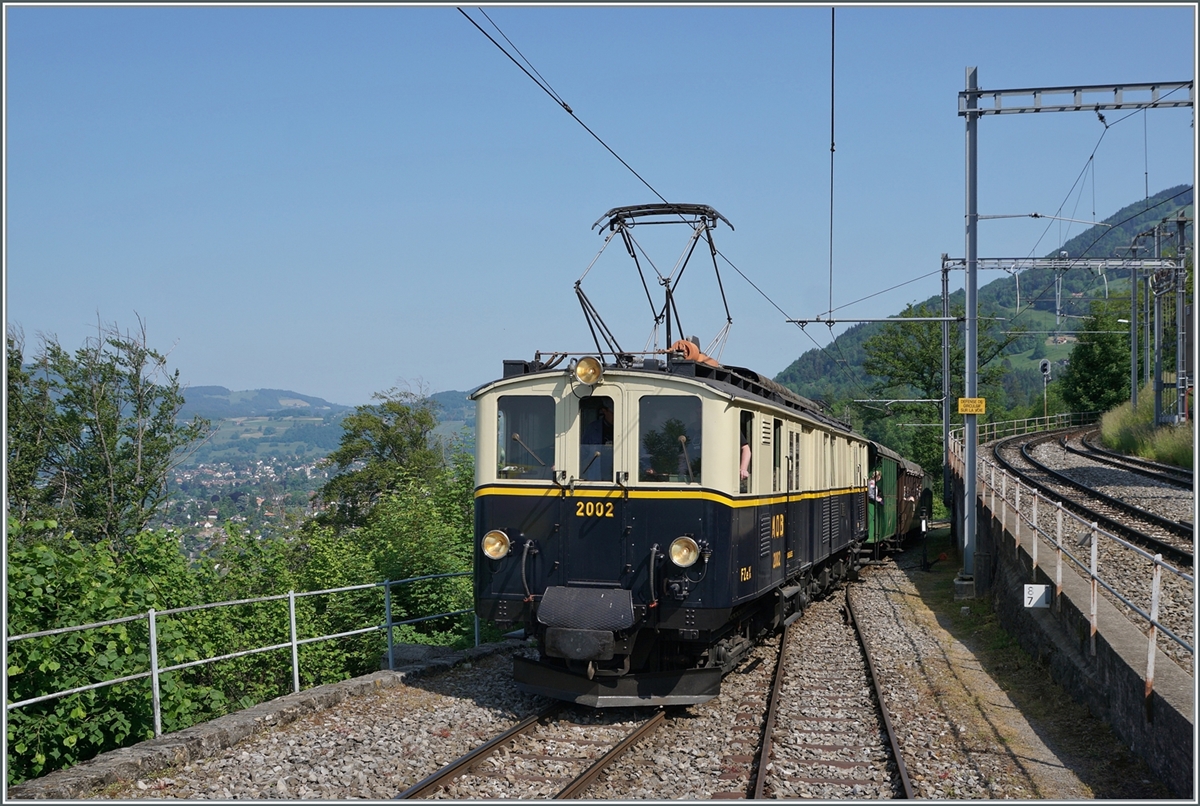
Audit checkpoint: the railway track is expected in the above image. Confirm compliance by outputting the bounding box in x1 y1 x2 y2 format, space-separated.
1071 429 1194 490
397 703 665 799
988 428 1194 677
993 430 1192 566
751 592 913 799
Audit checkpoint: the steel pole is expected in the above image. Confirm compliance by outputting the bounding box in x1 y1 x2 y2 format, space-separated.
960 66 979 589
1144 273 1152 388
1131 263 1138 406
1176 216 1188 423
1155 281 1164 425
942 257 951 507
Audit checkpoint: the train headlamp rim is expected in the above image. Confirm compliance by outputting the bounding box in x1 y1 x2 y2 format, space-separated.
482 529 511 560
668 536 700 568
573 356 604 386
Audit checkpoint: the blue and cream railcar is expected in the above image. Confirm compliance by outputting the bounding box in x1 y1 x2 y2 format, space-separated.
472 351 873 706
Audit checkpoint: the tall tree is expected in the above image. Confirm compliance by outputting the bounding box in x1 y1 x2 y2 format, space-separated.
6 319 210 547
859 303 1017 475
861 303 1012 403
316 387 443 529
1059 300 1130 414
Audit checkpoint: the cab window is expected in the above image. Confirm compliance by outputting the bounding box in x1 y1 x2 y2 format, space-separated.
497 396 555 480
639 396 701 483
579 396 614 482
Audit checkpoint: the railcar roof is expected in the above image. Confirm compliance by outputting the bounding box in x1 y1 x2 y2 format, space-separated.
471 358 855 434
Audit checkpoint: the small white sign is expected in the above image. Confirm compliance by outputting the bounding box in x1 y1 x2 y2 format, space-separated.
1024 584 1050 608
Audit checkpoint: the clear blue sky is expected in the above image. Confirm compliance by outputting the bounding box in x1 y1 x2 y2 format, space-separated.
5 4 1195 407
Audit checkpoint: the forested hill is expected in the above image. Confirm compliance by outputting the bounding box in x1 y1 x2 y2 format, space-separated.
775 185 1192 406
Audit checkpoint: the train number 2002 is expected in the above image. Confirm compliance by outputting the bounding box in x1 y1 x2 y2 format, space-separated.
575 500 614 518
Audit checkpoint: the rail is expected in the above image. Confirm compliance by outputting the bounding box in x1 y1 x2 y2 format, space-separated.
949 415 1194 697
6 572 476 738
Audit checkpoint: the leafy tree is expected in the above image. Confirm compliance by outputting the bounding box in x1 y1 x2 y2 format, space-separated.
861 303 1013 403
359 458 475 645
1060 300 1130 413
5 319 210 548
316 388 442 528
856 304 1019 477
6 330 55 525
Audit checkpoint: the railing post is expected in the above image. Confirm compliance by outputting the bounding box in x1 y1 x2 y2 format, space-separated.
289 590 300 694
1001 469 1008 531
990 463 996 513
1014 484 1021 557
1089 523 1098 657
1146 555 1162 702
1055 502 1063 608
148 608 162 738
1031 490 1039 574
384 581 395 672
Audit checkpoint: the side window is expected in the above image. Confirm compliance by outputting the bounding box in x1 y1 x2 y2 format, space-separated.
773 418 782 492
639 396 702 483
739 411 753 493
788 430 798 491
579 396 614 482
497 395 555 480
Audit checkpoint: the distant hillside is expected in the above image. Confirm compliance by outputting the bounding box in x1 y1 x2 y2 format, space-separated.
179 386 351 420
775 185 1192 409
177 386 476 466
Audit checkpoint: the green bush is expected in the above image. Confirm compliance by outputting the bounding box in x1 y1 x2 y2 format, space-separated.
6 393 480 786
5 530 224 784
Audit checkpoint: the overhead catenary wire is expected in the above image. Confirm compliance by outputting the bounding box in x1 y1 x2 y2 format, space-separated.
459 7 669 207
476 7 570 111
460 8 1187 411
993 85 1192 347
455 7 911 408
1007 186 1192 327
1010 83 1191 292
460 9 823 351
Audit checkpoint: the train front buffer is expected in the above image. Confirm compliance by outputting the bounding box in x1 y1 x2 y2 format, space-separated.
475 490 732 706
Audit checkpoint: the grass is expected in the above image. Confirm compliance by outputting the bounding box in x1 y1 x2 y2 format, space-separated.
1099 384 1194 468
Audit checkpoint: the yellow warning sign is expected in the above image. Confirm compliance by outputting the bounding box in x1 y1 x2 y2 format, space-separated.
958 397 986 415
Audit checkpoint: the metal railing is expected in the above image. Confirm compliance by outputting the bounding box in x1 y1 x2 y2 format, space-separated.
949 415 1194 695
968 411 1099 443
6 572 476 737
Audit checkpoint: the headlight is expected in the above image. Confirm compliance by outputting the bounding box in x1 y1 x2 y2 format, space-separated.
573 356 604 385
482 529 511 560
669 536 700 568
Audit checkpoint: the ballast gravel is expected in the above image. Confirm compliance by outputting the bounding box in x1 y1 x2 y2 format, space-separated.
28 549 1162 800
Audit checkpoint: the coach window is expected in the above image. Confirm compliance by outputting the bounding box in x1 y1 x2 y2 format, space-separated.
579 396 615 482
639 396 702 483
497 396 555 481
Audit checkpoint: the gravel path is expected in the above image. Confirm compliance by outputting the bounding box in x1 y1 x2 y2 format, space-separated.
16 545 1161 800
